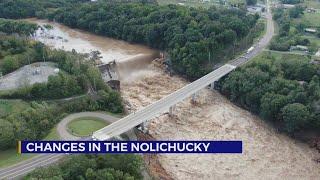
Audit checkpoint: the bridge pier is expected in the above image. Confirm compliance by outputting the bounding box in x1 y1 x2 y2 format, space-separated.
169 105 176 117
210 82 215 90
138 122 148 133
191 93 197 104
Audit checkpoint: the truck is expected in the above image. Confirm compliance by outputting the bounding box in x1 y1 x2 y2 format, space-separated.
247 46 254 54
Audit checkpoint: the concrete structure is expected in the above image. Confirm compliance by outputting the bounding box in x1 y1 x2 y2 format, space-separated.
282 4 295 9
97 61 120 91
305 28 317 33
92 64 237 140
315 49 320 57
290 45 309 52
247 6 263 15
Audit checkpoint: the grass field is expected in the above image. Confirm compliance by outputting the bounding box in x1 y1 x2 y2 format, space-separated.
0 127 59 168
303 0 320 9
300 12 320 28
255 50 310 64
0 100 29 118
67 117 108 137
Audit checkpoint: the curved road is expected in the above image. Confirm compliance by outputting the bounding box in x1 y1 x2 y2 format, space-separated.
0 0 274 179
0 112 137 179
57 112 121 140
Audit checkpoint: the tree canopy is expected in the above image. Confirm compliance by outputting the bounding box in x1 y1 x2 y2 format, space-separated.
219 52 320 134
26 154 143 180
41 2 259 79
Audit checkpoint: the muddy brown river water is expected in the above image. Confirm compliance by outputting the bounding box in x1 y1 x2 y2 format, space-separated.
27 19 158 64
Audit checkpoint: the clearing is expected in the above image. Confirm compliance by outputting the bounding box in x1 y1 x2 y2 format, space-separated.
67 117 108 137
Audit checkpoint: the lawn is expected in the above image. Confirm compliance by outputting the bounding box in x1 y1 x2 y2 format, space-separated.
303 0 320 9
300 12 320 28
67 117 108 137
0 127 59 168
0 99 29 118
256 50 310 64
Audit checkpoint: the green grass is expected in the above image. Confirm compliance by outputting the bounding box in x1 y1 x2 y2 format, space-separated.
0 127 59 168
0 100 29 118
303 0 320 9
67 117 108 137
0 149 34 168
302 35 320 46
300 12 320 28
253 50 310 65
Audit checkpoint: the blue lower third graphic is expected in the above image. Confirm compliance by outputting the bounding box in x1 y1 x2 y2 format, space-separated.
18 141 242 154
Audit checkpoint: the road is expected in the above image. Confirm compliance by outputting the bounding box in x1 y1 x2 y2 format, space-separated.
229 4 274 66
93 0 274 141
0 0 274 178
0 112 136 180
57 112 121 140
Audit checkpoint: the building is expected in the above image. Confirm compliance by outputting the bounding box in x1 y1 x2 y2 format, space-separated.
290 45 309 52
315 49 320 57
98 62 120 91
282 4 295 9
307 8 316 13
305 28 317 33
247 6 263 15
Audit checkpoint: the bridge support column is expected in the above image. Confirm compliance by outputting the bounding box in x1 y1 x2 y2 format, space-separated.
210 82 215 90
138 122 148 133
191 93 197 104
169 105 176 117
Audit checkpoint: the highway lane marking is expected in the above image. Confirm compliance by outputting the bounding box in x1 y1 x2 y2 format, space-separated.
0 154 61 177
0 154 63 179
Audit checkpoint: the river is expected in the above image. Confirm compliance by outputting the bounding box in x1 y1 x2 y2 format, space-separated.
26 19 320 180
27 19 158 63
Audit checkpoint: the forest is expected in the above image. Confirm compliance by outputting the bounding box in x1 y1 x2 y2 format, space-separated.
219 52 320 135
44 2 259 78
0 0 260 79
0 21 123 150
0 18 38 35
25 154 143 179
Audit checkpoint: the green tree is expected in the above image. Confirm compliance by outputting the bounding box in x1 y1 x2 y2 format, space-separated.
281 103 310 133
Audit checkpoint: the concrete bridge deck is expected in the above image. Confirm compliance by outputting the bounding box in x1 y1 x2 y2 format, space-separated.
92 64 236 140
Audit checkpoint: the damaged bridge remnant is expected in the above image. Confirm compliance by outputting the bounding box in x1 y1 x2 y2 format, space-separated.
98 61 120 91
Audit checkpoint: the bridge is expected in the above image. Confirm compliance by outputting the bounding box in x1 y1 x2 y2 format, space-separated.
92 64 237 140
93 0 274 141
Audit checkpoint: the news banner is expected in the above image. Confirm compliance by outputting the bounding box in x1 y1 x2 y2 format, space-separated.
18 141 242 154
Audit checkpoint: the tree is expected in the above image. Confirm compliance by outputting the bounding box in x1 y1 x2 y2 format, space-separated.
281 103 310 133
246 0 257 6
260 93 289 121
0 119 14 149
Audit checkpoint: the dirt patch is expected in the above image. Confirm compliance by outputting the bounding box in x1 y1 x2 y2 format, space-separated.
138 132 173 180
0 62 57 91
121 65 320 180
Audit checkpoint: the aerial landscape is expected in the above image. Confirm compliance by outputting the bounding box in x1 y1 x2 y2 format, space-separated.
0 0 319 179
